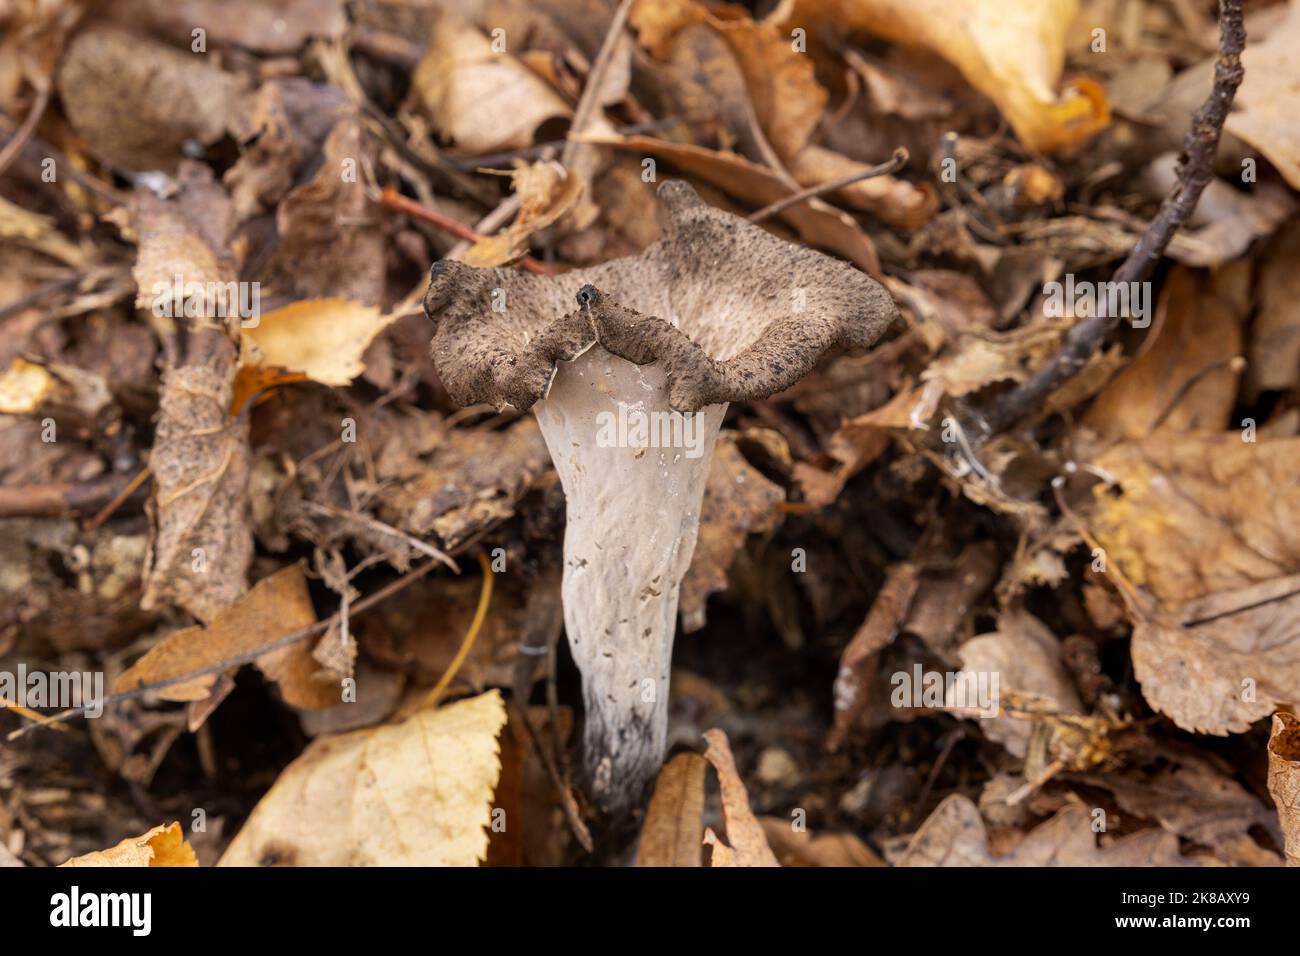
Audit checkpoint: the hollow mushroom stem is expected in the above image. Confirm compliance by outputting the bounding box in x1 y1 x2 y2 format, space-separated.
535 342 725 816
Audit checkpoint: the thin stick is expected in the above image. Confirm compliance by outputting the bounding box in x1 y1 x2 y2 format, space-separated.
0 82 50 179
85 466 151 531
421 551 494 709
561 0 635 168
976 0 1246 439
748 148 909 223
379 187 555 275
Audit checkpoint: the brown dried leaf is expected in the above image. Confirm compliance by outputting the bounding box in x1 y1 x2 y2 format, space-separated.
265 113 384 305
702 728 779 867
773 0 1108 154
104 0 346 54
411 11 571 154
464 161 585 268
580 133 881 275
758 818 886 866
1225 0 1300 190
119 563 338 711
789 145 939 231
898 795 1202 866
218 690 507 866
1268 712 1300 866
57 25 245 171
60 822 197 868
638 752 707 867
680 435 783 633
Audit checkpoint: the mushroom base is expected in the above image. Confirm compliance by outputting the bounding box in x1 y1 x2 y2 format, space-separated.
534 345 725 818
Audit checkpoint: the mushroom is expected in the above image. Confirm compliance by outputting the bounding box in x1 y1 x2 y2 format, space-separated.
424 181 898 818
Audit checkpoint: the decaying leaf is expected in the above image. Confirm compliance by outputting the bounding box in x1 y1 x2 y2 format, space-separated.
680 435 784 633
411 10 571 154
219 690 508 866
1225 0 1300 190
773 0 1108 153
57 25 245 171
637 752 707 867
1268 712 1300 866
702 728 779 867
463 161 585 268
898 794 1201 867
758 818 885 866
118 562 339 711
60 822 198 867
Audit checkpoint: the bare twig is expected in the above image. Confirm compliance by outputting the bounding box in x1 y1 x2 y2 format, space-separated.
974 0 1246 439
748 148 910 223
561 0 635 168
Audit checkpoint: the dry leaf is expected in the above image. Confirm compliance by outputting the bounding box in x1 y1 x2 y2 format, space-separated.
702 728 779 867
1268 712 1300 866
580 133 881 275
57 25 245 171
898 794 1201 866
219 690 508 866
680 435 784 633
789 145 939 230
1132 574 1300 735
949 610 1084 757
60 822 198 867
1090 433 1300 606
240 298 397 387
758 818 885 866
118 562 339 711
464 161 584 268
412 11 571 154
104 0 346 54
631 0 827 161
1081 267 1241 447
1225 0 1300 190
638 752 707 866
1248 222 1300 395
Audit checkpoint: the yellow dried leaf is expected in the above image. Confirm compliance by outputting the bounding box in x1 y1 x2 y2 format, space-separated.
60 822 198 867
240 298 396 387
773 0 1108 153
219 690 508 866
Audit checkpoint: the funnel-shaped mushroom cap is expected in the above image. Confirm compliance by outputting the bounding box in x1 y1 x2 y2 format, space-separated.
424 181 898 820
425 180 898 412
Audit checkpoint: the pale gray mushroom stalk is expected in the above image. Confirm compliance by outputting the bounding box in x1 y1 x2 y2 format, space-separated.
424 181 898 818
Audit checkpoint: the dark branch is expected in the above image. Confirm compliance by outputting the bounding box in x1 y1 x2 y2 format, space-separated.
974 0 1246 439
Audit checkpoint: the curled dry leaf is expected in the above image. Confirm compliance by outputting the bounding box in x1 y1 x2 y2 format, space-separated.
581 133 881 275
773 0 1108 154
701 728 779 867
411 11 571 154
60 822 197 868
57 25 245 171
219 690 508 866
898 795 1201 867
1268 712 1300 866
679 435 784 633
463 161 585 268
117 562 340 711
631 0 826 161
637 752 707 866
